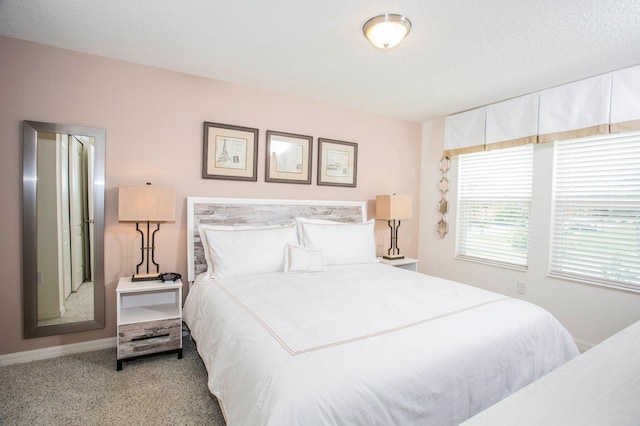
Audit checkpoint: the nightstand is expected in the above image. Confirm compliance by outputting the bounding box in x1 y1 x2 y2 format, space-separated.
116 277 183 371
378 257 419 272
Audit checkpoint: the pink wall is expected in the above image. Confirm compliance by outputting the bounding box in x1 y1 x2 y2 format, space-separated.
0 36 422 355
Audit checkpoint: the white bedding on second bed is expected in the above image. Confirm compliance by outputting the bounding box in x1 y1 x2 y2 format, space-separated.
462 320 640 425
184 262 579 425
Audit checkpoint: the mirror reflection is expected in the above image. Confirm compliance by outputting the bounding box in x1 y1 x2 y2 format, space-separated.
23 121 105 338
35 132 96 326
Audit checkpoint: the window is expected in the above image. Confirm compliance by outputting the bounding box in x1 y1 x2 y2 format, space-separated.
550 132 640 291
456 144 533 269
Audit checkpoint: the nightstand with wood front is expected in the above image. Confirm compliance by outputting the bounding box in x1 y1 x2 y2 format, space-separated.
116 277 183 370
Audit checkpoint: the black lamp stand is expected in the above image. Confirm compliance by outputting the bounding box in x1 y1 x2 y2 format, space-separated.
132 221 161 281
384 219 404 260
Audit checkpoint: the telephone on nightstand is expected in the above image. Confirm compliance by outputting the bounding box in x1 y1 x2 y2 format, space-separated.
159 272 181 283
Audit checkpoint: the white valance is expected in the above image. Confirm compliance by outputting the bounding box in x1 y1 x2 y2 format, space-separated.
485 93 539 151
538 74 611 144
610 65 640 133
443 65 640 156
443 107 486 156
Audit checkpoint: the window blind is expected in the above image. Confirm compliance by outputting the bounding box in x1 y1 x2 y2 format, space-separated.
456 144 533 268
550 132 640 291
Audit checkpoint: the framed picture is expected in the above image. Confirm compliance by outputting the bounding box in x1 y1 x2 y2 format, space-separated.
317 138 358 187
265 130 313 184
202 122 259 181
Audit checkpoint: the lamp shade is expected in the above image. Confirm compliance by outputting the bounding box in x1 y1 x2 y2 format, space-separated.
118 184 176 222
376 194 412 220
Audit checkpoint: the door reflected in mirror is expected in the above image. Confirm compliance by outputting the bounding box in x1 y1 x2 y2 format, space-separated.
23 121 105 338
35 132 96 326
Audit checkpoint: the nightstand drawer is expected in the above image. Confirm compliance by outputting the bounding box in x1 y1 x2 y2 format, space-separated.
118 318 181 359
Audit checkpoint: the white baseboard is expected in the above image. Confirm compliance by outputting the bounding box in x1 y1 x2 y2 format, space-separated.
0 337 116 367
574 338 594 353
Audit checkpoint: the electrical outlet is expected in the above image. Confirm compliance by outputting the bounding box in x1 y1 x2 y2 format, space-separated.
517 280 526 295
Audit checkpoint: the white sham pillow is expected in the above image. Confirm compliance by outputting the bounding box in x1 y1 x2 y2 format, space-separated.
198 223 298 280
294 217 339 244
300 220 377 266
284 243 325 273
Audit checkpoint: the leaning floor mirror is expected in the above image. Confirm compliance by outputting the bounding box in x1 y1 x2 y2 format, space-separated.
23 120 106 338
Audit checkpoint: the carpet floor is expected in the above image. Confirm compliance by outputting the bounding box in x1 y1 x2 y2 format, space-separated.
37 281 94 327
0 338 226 425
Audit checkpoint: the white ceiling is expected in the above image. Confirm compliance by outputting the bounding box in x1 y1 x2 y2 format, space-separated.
2 0 640 123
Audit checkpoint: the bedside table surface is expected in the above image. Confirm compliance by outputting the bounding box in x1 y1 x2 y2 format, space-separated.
116 277 182 293
378 257 419 267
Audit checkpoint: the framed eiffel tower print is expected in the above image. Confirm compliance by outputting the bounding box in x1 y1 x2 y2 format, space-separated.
202 121 259 181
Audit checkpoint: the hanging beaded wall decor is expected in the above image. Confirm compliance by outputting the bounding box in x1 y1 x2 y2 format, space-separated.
437 156 450 238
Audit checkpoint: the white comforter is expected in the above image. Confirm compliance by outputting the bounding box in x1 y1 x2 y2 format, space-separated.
462 319 640 425
184 263 579 425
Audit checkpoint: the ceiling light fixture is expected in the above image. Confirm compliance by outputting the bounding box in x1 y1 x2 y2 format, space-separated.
362 13 412 50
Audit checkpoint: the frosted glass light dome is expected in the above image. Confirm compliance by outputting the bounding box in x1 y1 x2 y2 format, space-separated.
362 14 412 49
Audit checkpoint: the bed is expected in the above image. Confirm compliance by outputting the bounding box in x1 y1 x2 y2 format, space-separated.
183 197 579 425
461 319 640 425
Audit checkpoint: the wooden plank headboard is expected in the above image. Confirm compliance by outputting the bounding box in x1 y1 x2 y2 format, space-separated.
186 197 367 281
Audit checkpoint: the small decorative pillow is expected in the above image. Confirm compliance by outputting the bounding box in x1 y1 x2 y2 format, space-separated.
198 223 298 280
300 219 377 266
284 243 325 273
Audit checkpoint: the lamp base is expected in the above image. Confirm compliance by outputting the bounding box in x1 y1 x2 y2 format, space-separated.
383 254 405 260
131 272 161 282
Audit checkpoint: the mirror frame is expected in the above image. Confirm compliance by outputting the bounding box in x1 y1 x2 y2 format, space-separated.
23 120 106 338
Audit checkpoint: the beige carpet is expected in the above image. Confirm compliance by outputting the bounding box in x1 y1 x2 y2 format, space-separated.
0 338 225 425
38 281 94 327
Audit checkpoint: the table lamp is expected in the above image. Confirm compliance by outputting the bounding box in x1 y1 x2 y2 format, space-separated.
118 183 176 281
376 194 412 260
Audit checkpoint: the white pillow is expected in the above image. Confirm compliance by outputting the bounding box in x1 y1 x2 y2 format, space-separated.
199 224 270 279
199 223 298 280
294 217 339 243
284 243 325 273
198 223 235 279
300 220 377 266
